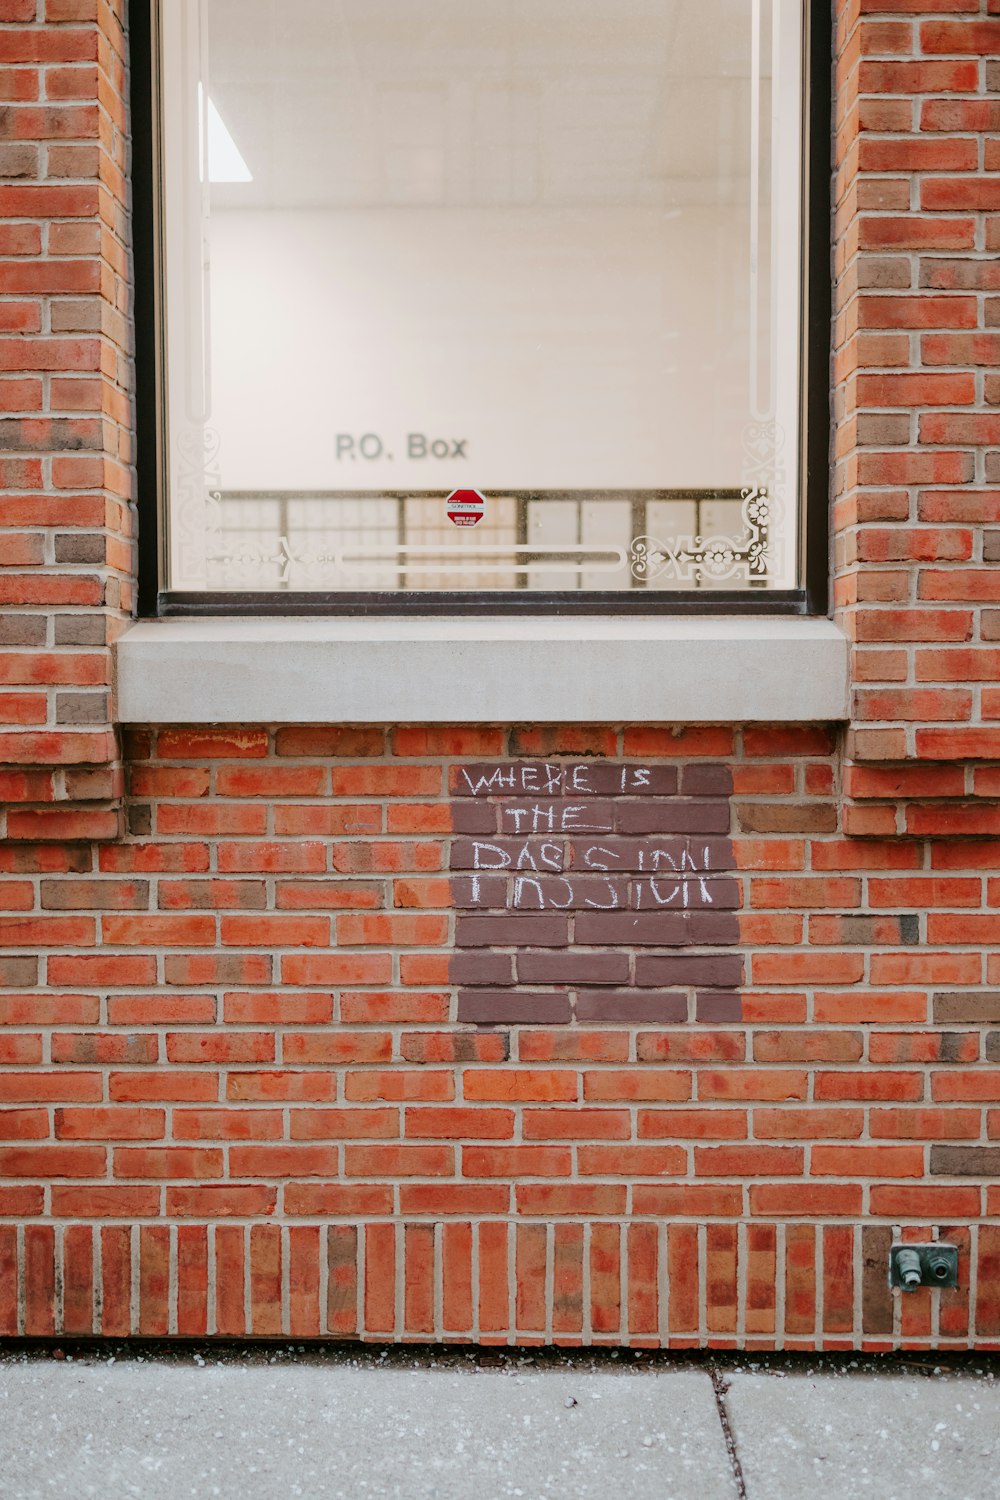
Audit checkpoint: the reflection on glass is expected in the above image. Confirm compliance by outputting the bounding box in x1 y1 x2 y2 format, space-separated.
162 0 803 593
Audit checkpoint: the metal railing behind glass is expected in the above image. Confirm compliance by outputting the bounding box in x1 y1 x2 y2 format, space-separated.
208 488 773 593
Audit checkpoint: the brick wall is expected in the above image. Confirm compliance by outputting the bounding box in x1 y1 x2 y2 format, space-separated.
834 1 1000 830
4 0 1000 1348
1 723 1000 1348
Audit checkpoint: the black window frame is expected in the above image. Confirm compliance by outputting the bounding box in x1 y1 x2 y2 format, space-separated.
130 0 832 620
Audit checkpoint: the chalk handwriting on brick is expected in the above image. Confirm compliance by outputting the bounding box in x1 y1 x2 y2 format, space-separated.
458 763 655 797
498 803 612 834
471 841 565 872
460 764 565 796
464 841 716 910
450 760 741 1026
455 762 725 914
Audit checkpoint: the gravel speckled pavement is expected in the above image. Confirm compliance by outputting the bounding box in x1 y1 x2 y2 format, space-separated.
0 1349 998 1499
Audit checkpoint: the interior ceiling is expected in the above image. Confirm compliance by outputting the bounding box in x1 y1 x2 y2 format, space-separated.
206 0 769 210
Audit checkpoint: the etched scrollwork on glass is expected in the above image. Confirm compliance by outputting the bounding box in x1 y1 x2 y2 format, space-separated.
629 484 776 586
742 417 787 585
173 426 223 587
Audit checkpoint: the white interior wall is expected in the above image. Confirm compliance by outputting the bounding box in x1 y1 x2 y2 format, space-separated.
207 204 750 493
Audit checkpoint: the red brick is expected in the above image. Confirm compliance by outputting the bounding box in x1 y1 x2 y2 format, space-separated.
291 1108 398 1141
110 1072 219 1103
285 1184 390 1216
114 1147 222 1180
227 1073 337 1103
280 954 393 985
464 1145 569 1177
858 216 975 251
817 1071 924 1102
347 1143 454 1177
55 1107 163 1140
812 1145 924 1178
176 1188 275 1224
404 1107 513 1139
638 1108 746 1140
5 0 1000 1344
921 19 1000 52
215 1226 246 1336
157 729 268 759
177 1225 209 1336
283 1032 391 1065
52 1186 159 1218
750 1184 862 1217
754 1108 863 1140
336 913 448 946
0 1145 105 1176
465 1071 578 1103
583 1070 690 1103
696 1146 804 1177
858 294 976 330
174 1108 284 1141
400 1183 507 1215
870 1185 981 1217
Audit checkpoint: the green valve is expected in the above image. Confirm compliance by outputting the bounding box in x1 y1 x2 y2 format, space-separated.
889 1243 958 1291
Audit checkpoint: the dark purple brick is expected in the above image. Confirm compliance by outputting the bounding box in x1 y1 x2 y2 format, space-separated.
690 838 739 871
861 1226 894 1337
451 875 509 908
574 911 689 947
450 802 499 835
566 837 736 874
450 951 515 986
563 763 679 797
457 990 572 1025
635 953 744 989
508 876 630 911
631 876 741 911
700 878 742 910
615 801 731 835
934 991 1000 1024
679 764 733 796
686 912 741 945
575 990 689 1023
566 838 687 873
516 951 630 985
930 1146 1000 1176
574 910 740 947
833 913 915 946
451 763 566 798
496 800 614 837
629 875 694 910
696 990 744 1022
450 838 569 873
448 759 745 1016
455 914 570 948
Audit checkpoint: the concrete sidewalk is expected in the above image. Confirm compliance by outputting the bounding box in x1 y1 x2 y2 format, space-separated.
0 1348 997 1499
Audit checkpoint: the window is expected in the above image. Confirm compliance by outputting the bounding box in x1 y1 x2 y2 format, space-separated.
140 0 826 613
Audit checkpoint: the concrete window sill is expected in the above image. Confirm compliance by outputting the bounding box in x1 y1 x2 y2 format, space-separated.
114 616 849 725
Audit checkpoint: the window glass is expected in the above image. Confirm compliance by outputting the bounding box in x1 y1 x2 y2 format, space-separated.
161 0 804 595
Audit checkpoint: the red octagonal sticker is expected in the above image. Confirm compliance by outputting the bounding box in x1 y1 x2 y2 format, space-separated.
446 488 486 526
